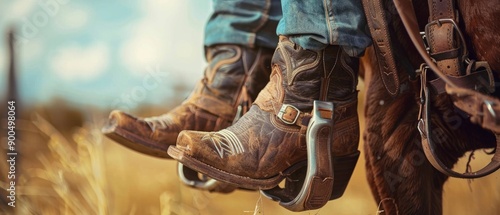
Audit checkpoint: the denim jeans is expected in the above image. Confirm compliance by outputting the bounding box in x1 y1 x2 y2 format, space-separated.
205 0 371 57
204 0 283 49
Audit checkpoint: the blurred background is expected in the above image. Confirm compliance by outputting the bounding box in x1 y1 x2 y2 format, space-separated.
0 0 209 109
0 0 499 214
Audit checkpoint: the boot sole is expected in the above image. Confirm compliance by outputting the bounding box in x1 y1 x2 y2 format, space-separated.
103 125 253 193
168 146 294 190
102 125 172 158
179 163 247 193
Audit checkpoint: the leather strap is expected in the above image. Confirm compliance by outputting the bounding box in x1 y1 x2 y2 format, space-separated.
275 104 312 132
447 86 500 134
429 67 494 95
419 77 500 178
394 0 500 178
277 104 304 125
362 0 400 96
393 0 496 95
393 0 458 87
426 0 462 76
275 100 358 128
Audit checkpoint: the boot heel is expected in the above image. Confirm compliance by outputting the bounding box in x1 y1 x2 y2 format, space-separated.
330 151 360 199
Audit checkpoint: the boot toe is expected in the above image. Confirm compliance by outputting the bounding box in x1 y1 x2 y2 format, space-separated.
102 110 134 134
176 130 228 165
176 130 206 154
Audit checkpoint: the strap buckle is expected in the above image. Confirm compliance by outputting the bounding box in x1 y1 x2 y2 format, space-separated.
277 104 301 125
424 18 470 63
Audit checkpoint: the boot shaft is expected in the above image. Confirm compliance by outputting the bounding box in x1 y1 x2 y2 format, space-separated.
254 37 360 156
170 39 362 196
271 38 359 111
200 45 273 106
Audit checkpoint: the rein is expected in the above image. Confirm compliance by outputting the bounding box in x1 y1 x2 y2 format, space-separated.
363 0 500 178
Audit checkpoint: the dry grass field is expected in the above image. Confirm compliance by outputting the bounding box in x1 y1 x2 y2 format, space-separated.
1 80 499 215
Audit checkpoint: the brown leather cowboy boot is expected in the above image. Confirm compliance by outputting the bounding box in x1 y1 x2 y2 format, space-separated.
169 38 360 197
102 45 273 158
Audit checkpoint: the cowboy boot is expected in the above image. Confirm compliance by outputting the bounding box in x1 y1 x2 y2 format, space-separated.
169 37 360 199
102 45 273 158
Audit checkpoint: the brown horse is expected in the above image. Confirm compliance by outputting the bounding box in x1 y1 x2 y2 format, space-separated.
362 0 500 214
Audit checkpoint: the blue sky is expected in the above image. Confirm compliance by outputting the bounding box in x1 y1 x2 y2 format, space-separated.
0 0 212 110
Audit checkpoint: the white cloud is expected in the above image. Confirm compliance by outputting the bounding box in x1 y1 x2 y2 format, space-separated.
120 23 169 75
5 0 37 22
120 0 211 77
21 39 43 62
50 42 109 81
56 6 90 31
0 1 36 40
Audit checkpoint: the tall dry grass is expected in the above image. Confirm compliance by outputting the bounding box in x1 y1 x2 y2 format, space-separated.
2 93 499 214
13 114 108 214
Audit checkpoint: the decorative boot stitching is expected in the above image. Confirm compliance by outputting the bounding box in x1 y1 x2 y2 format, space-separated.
144 114 175 131
207 46 242 83
202 129 245 159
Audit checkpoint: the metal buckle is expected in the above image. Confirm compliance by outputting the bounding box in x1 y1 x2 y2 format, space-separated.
424 18 470 62
277 104 300 125
420 31 430 53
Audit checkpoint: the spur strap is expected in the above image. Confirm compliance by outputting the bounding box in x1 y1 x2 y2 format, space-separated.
394 0 500 178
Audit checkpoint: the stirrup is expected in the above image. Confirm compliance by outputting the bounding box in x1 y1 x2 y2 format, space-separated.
177 163 237 193
261 100 336 211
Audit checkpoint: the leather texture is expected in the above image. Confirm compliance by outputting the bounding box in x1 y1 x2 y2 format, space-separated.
362 0 400 96
172 37 360 187
394 0 500 178
102 45 273 158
